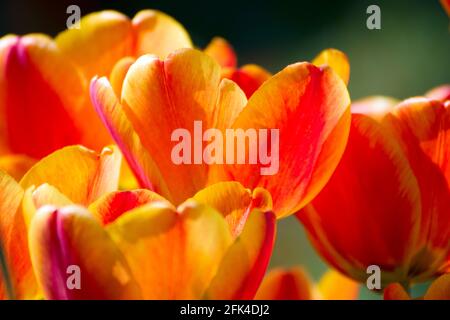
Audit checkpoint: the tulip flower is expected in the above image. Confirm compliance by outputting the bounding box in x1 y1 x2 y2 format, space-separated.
0 10 192 179
255 267 359 300
0 145 122 299
384 273 450 300
91 47 351 218
204 37 350 98
297 93 450 287
25 180 275 299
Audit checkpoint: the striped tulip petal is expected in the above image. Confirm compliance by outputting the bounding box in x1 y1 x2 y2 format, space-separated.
132 10 192 58
0 35 84 158
228 62 351 218
204 37 237 68
106 200 232 299
29 205 141 299
20 145 122 206
312 48 350 85
0 171 37 299
204 210 276 299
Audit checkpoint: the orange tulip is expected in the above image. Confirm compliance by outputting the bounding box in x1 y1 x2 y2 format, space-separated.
255 267 359 300
384 273 450 300
0 145 121 299
0 10 192 178
26 181 275 299
298 92 450 287
91 48 351 218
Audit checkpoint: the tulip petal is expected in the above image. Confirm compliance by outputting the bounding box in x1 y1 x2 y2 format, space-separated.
132 10 192 58
29 205 141 299
110 56 136 98
204 210 276 299
254 267 313 300
106 200 232 299
228 63 351 218
388 98 450 270
0 171 37 299
312 48 350 85
393 97 450 183
192 181 272 238
204 37 237 68
0 154 35 181
90 77 170 197
0 34 84 158
383 283 411 300
351 96 399 121
424 273 450 300
119 49 246 204
426 84 450 102
56 10 134 80
299 114 425 283
317 270 359 300
20 145 121 206
222 64 271 98
88 189 169 225
22 184 73 227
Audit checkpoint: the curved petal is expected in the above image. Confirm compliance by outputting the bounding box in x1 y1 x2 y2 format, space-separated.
0 154 35 181
0 34 84 158
393 97 450 184
106 200 232 299
383 283 411 300
222 64 271 98
204 37 237 68
29 205 141 299
192 181 272 238
0 171 37 299
312 48 350 85
298 114 422 283
119 49 246 204
110 56 136 98
55 10 134 80
90 77 170 197
351 96 399 121
424 273 450 300
228 62 351 218
22 184 73 228
425 84 450 102
389 98 450 269
204 210 276 299
88 189 169 225
254 267 314 300
132 10 192 58
20 145 121 206
317 270 359 300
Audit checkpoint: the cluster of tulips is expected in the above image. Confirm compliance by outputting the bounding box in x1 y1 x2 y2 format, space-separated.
0 8 449 300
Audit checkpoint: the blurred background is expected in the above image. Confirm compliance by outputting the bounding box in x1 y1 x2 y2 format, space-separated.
0 0 448 299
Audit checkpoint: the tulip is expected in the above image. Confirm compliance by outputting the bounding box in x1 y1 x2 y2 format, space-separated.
0 145 122 299
26 181 275 299
384 273 450 300
255 267 359 300
0 9 192 178
91 47 351 218
297 92 450 287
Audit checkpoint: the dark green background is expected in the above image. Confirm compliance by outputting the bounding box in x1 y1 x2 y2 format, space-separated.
1 0 448 299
